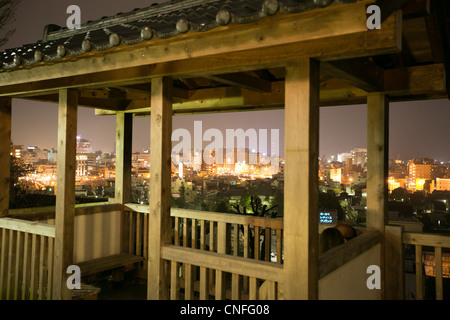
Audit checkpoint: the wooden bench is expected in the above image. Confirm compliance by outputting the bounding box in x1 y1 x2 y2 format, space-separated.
77 253 145 282
71 284 102 300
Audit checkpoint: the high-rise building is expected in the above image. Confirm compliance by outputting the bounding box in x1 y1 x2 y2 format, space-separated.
351 148 367 166
76 135 93 153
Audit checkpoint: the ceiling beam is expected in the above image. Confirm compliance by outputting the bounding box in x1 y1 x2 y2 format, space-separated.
203 72 272 93
321 58 385 92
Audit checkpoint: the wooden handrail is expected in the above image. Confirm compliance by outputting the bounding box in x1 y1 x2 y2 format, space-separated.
7 202 122 221
403 232 450 248
161 245 283 282
124 203 283 229
318 230 381 279
0 217 55 238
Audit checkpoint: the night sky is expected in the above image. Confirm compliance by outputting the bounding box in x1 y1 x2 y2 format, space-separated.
2 1 450 161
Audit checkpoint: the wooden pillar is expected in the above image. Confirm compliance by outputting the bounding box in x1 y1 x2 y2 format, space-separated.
367 93 389 231
115 112 133 204
366 92 389 299
115 112 133 253
148 77 173 300
52 89 78 300
283 59 320 300
0 98 11 218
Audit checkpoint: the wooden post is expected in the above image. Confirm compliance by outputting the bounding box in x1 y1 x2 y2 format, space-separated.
52 89 78 300
115 112 133 254
0 98 11 218
283 59 320 300
366 92 389 299
384 225 404 299
148 77 173 300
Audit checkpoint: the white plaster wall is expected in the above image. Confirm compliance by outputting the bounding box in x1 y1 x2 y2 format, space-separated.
319 244 381 300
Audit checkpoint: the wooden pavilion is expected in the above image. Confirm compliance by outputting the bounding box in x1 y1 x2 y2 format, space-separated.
0 0 449 300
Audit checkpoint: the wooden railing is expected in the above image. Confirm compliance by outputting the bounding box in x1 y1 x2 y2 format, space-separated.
124 203 284 300
0 218 55 300
402 231 450 300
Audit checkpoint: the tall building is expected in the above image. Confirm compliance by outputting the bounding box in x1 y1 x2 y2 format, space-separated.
76 135 93 153
351 148 367 167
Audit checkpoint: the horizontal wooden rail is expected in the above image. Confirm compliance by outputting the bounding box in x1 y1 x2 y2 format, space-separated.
162 245 283 283
403 232 450 248
8 203 122 221
0 218 55 238
125 203 283 229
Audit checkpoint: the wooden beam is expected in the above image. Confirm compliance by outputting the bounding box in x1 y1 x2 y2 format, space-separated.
20 93 130 111
205 72 272 92
366 92 389 299
384 63 446 95
384 225 405 300
115 112 133 255
0 2 401 97
321 58 384 92
283 58 320 300
0 98 11 218
115 112 133 204
115 83 190 100
147 77 172 300
52 89 78 300
367 93 389 231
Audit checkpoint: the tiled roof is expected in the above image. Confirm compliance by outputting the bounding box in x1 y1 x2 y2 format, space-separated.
0 0 359 71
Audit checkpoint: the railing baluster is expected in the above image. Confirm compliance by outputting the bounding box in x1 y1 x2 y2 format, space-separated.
170 260 179 300
14 231 23 300
199 265 209 300
254 226 260 260
136 213 142 256
276 228 282 264
267 281 276 300
38 235 46 300
415 244 423 300
265 228 271 262
435 246 443 300
22 233 31 300
6 229 15 300
215 222 226 300
47 237 54 300
249 277 258 300
174 217 179 246
199 219 209 300
143 214 148 270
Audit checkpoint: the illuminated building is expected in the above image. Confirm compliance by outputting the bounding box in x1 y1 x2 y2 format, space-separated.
11 144 23 158
436 178 450 191
351 148 367 166
330 168 342 183
76 135 93 153
76 154 88 177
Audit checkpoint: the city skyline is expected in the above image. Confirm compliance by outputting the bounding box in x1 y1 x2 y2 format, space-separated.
3 0 450 162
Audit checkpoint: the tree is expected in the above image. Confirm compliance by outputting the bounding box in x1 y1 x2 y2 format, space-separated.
0 0 21 47
9 155 33 208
